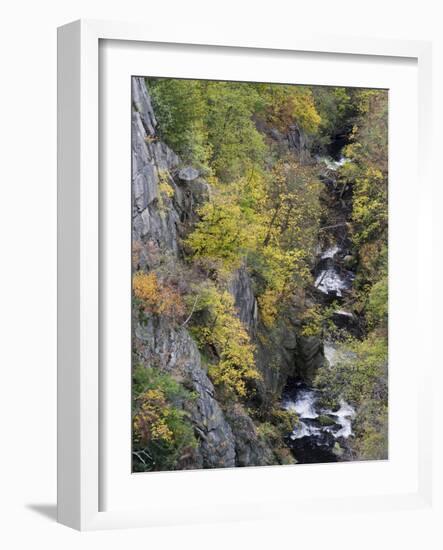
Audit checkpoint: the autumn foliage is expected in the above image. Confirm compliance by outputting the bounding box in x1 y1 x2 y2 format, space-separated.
133 77 390 469
133 271 185 321
191 285 260 398
132 366 197 471
133 388 174 444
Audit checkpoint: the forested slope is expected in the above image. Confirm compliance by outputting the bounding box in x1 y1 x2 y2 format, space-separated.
131 77 388 471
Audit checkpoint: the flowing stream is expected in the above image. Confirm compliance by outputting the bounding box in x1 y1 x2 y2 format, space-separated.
281 154 357 464
314 246 355 298
282 363 355 463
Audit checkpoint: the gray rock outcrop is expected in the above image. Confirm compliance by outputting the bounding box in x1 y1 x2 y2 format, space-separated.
132 78 181 260
178 166 200 182
294 335 325 384
224 403 275 466
228 266 258 334
134 317 236 468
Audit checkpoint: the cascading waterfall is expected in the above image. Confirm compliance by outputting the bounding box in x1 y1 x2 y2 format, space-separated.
314 254 354 297
281 154 357 464
282 357 355 463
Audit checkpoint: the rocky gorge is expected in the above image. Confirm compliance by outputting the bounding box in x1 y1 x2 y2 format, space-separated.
131 77 389 470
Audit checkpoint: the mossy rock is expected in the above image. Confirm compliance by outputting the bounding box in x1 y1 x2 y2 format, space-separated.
317 414 336 426
333 442 344 458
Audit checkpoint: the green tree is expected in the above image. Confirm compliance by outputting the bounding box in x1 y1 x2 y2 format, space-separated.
315 334 388 461
147 78 211 169
204 81 266 181
257 84 321 135
132 365 198 471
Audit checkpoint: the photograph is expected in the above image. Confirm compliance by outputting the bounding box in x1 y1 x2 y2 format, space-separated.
131 75 388 472
2 0 438 543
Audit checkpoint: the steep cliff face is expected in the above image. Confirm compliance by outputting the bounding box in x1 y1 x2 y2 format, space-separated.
227 264 299 406
134 317 236 468
227 267 258 334
132 78 211 265
132 78 181 260
294 336 325 384
132 77 278 468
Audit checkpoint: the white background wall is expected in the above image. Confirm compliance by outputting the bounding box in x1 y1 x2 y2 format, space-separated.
0 1 441 548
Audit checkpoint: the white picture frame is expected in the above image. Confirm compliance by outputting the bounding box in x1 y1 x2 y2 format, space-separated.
57 19 433 531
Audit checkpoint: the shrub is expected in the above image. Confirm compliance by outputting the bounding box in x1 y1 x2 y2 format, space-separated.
255 246 308 329
256 408 298 465
256 422 280 444
354 411 388 461
132 365 197 471
133 388 174 444
351 167 388 246
299 304 325 337
314 334 388 461
270 408 299 433
191 284 260 398
158 169 175 199
147 78 212 170
257 289 279 328
366 276 388 328
133 271 185 321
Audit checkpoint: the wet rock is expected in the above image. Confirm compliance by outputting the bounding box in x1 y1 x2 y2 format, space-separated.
331 309 360 335
287 124 311 163
314 266 354 298
269 127 284 141
227 265 298 405
256 119 311 163
295 336 325 384
317 414 336 427
281 330 298 351
343 254 355 266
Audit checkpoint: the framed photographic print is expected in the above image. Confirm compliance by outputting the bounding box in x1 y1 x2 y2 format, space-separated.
57 19 433 530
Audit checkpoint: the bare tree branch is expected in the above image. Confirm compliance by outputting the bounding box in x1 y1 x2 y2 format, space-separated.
318 222 348 232
181 295 200 327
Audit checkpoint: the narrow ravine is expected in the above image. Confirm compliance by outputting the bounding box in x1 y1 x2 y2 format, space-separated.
281 153 358 464
132 78 389 471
